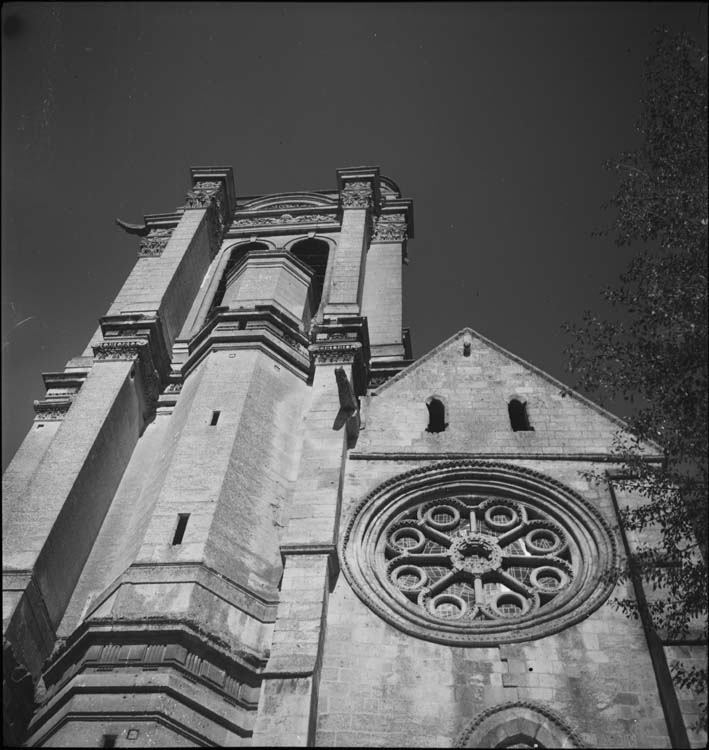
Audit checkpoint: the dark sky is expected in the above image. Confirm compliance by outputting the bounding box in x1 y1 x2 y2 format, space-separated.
2 2 706 470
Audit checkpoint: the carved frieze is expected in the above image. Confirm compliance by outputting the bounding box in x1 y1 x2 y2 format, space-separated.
341 180 373 209
248 202 316 211
310 342 363 365
93 340 145 361
138 228 173 257
372 213 407 242
232 213 334 227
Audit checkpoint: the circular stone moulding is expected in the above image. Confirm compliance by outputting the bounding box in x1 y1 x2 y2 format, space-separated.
340 461 618 646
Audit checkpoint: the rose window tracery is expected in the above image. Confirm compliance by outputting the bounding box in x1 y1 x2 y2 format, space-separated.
383 496 573 624
341 462 617 646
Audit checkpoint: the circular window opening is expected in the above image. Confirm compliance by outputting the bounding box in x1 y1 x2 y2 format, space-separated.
341 462 617 646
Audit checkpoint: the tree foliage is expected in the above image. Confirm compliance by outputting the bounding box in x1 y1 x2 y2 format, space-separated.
564 28 708 731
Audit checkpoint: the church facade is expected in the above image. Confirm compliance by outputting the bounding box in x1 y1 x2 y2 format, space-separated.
2 167 705 747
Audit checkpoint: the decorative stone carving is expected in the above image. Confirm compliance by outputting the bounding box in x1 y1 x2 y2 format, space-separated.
341 461 618 646
455 700 585 748
185 181 229 254
341 181 373 209
379 496 574 624
310 342 362 365
232 213 334 227
93 339 160 415
32 371 90 421
368 375 389 389
252 202 316 211
185 180 223 209
33 400 72 421
93 340 145 361
138 228 173 257
372 213 407 242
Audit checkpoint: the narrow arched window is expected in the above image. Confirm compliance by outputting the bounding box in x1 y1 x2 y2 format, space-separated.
426 398 447 433
210 242 269 312
290 238 330 315
508 399 533 431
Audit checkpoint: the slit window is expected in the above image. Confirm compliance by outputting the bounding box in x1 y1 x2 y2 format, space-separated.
508 399 533 431
172 514 190 545
426 398 447 433
210 410 220 426
101 735 118 749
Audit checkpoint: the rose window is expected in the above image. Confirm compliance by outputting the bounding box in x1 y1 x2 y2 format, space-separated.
341 462 617 645
383 496 573 624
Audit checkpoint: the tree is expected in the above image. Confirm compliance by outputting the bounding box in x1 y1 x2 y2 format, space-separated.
564 28 708 732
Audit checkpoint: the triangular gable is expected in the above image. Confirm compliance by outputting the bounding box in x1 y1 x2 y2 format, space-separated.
367 327 661 456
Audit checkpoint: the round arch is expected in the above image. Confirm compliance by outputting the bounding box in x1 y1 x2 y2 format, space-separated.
285 235 336 319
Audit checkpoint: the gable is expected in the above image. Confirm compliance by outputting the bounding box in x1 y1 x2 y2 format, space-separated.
358 328 661 457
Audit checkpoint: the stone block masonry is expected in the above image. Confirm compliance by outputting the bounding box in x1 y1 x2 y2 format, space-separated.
3 166 703 748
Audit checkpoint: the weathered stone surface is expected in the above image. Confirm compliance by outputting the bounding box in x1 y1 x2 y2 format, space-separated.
3 167 705 748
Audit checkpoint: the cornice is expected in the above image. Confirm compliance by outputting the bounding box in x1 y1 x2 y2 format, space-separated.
181 308 311 382
189 165 236 216
310 315 371 395
349 452 665 462
98 313 170 378
33 400 72 421
33 369 91 421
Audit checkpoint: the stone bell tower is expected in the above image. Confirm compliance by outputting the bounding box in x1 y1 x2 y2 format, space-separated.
2 166 414 746
3 165 705 749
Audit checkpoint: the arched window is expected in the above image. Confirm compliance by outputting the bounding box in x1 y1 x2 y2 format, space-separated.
210 242 269 312
508 399 533 432
455 701 583 748
426 397 447 433
290 238 330 316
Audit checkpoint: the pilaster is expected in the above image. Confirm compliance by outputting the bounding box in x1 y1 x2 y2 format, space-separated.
362 198 414 360
252 319 369 746
324 167 381 316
